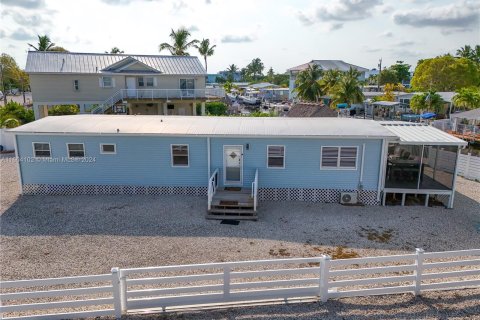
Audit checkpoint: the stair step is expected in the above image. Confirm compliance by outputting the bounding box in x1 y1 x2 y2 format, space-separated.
206 214 258 221
208 208 256 214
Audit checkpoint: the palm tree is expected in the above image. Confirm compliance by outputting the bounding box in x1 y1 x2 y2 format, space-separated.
226 64 238 82
106 47 124 54
452 87 480 110
410 91 444 114
330 75 365 108
294 64 323 102
247 58 264 80
320 69 343 96
28 35 55 51
456 45 473 59
159 28 199 56
194 39 216 72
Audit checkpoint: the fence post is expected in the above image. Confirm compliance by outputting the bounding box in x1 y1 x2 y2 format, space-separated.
223 265 231 301
111 268 122 319
414 248 424 296
119 270 127 313
319 255 331 302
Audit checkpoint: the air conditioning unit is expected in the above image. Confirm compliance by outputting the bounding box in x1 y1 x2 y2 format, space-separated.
340 192 358 205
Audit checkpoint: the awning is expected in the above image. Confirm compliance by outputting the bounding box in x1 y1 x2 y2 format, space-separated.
380 122 467 146
372 101 401 107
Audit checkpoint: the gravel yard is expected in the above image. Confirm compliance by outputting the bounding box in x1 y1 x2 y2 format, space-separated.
1 153 479 319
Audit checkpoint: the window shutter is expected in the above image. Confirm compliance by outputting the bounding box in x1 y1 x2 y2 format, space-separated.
112 78 116 88
99 77 103 88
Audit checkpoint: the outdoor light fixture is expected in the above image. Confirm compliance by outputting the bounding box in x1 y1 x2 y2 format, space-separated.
246 143 250 150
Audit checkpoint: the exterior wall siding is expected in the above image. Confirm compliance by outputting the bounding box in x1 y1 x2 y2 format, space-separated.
210 138 382 190
30 74 207 104
16 135 382 196
17 135 208 187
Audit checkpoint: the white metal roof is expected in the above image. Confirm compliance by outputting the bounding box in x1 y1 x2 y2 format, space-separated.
381 122 467 146
288 60 369 73
11 115 398 139
25 51 206 75
372 101 401 107
450 108 480 121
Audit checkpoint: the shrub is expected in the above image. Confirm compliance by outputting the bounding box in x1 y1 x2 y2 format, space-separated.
48 104 80 116
0 101 34 128
196 102 228 116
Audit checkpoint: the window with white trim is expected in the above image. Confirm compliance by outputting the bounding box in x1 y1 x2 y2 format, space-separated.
267 145 285 168
100 144 116 154
137 77 145 87
171 145 189 166
67 143 85 158
321 146 358 169
101 76 113 87
146 77 154 87
33 143 51 158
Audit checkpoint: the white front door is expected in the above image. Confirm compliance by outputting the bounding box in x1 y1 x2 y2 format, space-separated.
223 145 243 186
126 77 136 97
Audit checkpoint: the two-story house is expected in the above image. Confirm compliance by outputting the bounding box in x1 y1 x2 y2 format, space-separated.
288 60 369 99
26 51 223 119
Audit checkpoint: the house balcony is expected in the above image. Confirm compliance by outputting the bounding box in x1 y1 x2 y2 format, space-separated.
119 88 225 101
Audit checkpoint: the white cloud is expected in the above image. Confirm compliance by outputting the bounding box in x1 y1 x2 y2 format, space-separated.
380 31 393 37
0 0 45 9
297 0 383 30
9 28 36 41
221 35 255 43
393 0 480 32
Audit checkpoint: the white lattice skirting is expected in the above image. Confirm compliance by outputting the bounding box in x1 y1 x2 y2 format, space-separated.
259 188 379 205
22 184 208 196
22 184 380 205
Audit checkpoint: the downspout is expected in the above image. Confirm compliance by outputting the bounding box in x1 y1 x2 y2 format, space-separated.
207 137 211 179
13 134 24 194
359 143 365 186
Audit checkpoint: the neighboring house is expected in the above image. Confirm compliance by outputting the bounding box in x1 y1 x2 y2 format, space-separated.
11 115 465 215
288 60 369 99
287 103 337 117
26 51 223 119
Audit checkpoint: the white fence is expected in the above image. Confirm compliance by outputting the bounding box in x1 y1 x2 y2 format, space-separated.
458 153 480 181
1 249 479 319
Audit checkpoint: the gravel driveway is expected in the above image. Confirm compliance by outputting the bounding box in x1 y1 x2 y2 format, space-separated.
1 153 479 319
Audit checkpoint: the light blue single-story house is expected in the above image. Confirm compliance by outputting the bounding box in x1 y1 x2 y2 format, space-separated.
10 116 466 219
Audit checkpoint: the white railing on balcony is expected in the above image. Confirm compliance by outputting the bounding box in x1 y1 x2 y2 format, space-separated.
91 88 226 114
207 169 219 210
251 169 258 211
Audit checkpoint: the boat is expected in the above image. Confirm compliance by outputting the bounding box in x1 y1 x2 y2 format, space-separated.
226 92 238 101
240 90 260 105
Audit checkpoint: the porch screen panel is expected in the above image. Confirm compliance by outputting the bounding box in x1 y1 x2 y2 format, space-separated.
421 145 456 190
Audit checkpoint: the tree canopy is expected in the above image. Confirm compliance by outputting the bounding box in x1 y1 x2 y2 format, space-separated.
410 91 444 114
411 55 480 92
0 54 30 102
106 47 124 54
456 45 480 64
294 64 323 102
452 87 480 110
330 68 364 107
0 101 34 128
159 28 199 56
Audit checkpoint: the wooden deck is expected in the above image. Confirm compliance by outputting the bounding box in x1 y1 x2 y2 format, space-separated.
207 188 257 220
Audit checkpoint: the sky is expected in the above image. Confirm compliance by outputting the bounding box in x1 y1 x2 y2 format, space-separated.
0 0 479 73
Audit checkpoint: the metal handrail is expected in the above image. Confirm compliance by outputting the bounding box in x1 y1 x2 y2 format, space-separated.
207 169 219 210
92 88 226 114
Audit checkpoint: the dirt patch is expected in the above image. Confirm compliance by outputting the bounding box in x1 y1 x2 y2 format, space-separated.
269 248 291 257
358 227 395 243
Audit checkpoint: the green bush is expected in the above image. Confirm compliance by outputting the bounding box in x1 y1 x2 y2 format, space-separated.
0 101 34 128
48 104 80 116
196 101 228 116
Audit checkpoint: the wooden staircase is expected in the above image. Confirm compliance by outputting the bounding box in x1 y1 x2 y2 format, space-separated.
207 188 257 220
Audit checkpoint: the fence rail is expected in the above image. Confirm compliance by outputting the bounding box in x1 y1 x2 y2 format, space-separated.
1 249 478 319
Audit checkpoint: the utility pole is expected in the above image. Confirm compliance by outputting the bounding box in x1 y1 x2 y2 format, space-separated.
377 58 382 92
0 62 7 105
